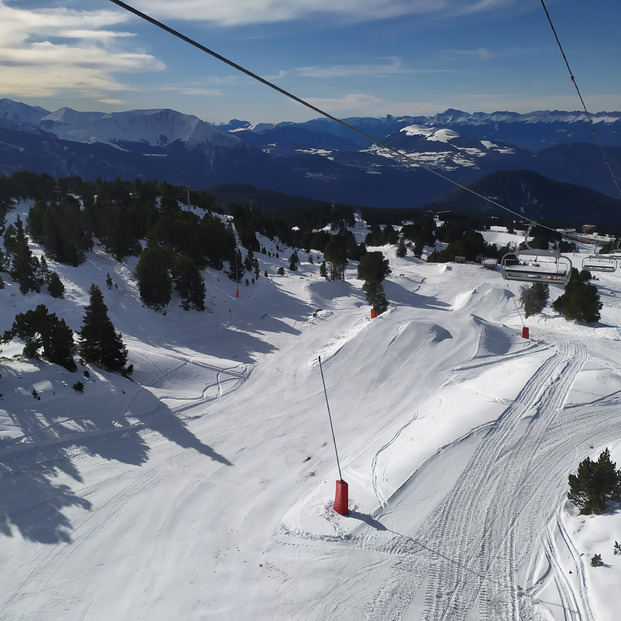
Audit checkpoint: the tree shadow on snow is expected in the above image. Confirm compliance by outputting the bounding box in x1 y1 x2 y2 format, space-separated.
138 322 279 365
0 375 231 544
0 443 92 544
130 384 232 466
383 280 451 311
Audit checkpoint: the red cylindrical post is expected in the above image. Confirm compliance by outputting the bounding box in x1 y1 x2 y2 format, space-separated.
334 479 349 515
522 326 529 339
370 308 378 319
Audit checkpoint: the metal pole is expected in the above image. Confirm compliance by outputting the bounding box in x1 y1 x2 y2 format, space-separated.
512 295 525 327
235 248 239 297
318 356 343 481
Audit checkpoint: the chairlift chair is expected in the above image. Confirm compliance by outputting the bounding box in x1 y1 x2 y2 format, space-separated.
581 238 621 272
501 225 572 285
581 255 618 273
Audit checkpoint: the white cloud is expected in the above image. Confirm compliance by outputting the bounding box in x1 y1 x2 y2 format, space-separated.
294 89 599 120
134 0 517 27
293 57 406 80
98 98 127 105
160 83 224 97
268 57 456 83
452 48 495 61
305 93 399 116
301 91 471 119
0 1 163 98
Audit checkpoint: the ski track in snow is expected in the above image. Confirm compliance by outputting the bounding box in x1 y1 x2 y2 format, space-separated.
244 287 621 621
3 226 621 620
275 336 609 621
353 340 588 620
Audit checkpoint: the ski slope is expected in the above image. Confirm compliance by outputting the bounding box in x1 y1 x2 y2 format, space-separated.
1 213 621 620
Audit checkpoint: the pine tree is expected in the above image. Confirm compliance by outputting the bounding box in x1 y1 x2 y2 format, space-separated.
79 284 127 372
47 271 65 299
40 197 89 265
227 247 245 283
98 204 141 261
381 225 399 245
323 238 347 281
243 248 256 272
363 280 389 315
7 304 76 370
520 283 549 318
136 246 172 310
45 315 77 371
200 214 235 270
173 254 205 311
568 448 621 514
553 268 602 323
10 216 43 294
358 251 391 283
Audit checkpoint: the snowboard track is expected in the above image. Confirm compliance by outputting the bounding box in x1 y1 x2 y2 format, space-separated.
361 339 601 620
270 330 621 621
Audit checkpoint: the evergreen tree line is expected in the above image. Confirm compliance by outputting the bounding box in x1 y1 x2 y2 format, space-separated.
1 173 398 312
427 228 505 263
0 171 606 323
518 268 602 324
2 215 64 296
2 284 128 373
3 175 239 311
426 217 575 264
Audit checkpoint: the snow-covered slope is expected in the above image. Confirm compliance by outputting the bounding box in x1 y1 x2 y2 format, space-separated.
1 205 621 620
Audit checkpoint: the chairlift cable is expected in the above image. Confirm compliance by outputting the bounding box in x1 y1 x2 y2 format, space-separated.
540 0 621 199
108 0 553 230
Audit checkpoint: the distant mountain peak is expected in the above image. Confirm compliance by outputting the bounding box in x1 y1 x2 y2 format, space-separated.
38 105 241 151
0 99 49 127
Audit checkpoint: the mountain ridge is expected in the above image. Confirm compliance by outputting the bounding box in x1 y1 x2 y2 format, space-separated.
1 98 621 221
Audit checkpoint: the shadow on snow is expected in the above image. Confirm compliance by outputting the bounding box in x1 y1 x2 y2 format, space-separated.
0 367 231 545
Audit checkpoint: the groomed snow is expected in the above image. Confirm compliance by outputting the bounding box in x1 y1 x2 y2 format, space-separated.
1 208 620 620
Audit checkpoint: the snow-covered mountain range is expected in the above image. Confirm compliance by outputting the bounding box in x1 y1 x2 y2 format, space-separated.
1 98 621 217
39 107 241 151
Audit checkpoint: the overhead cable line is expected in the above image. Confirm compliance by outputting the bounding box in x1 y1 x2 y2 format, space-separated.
109 0 552 229
540 0 621 199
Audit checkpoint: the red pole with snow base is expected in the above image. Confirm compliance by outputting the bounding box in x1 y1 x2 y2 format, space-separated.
333 480 349 515
522 326 529 339
318 356 348 516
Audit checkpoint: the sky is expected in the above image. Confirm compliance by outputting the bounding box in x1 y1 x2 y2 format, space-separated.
1 0 620 124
